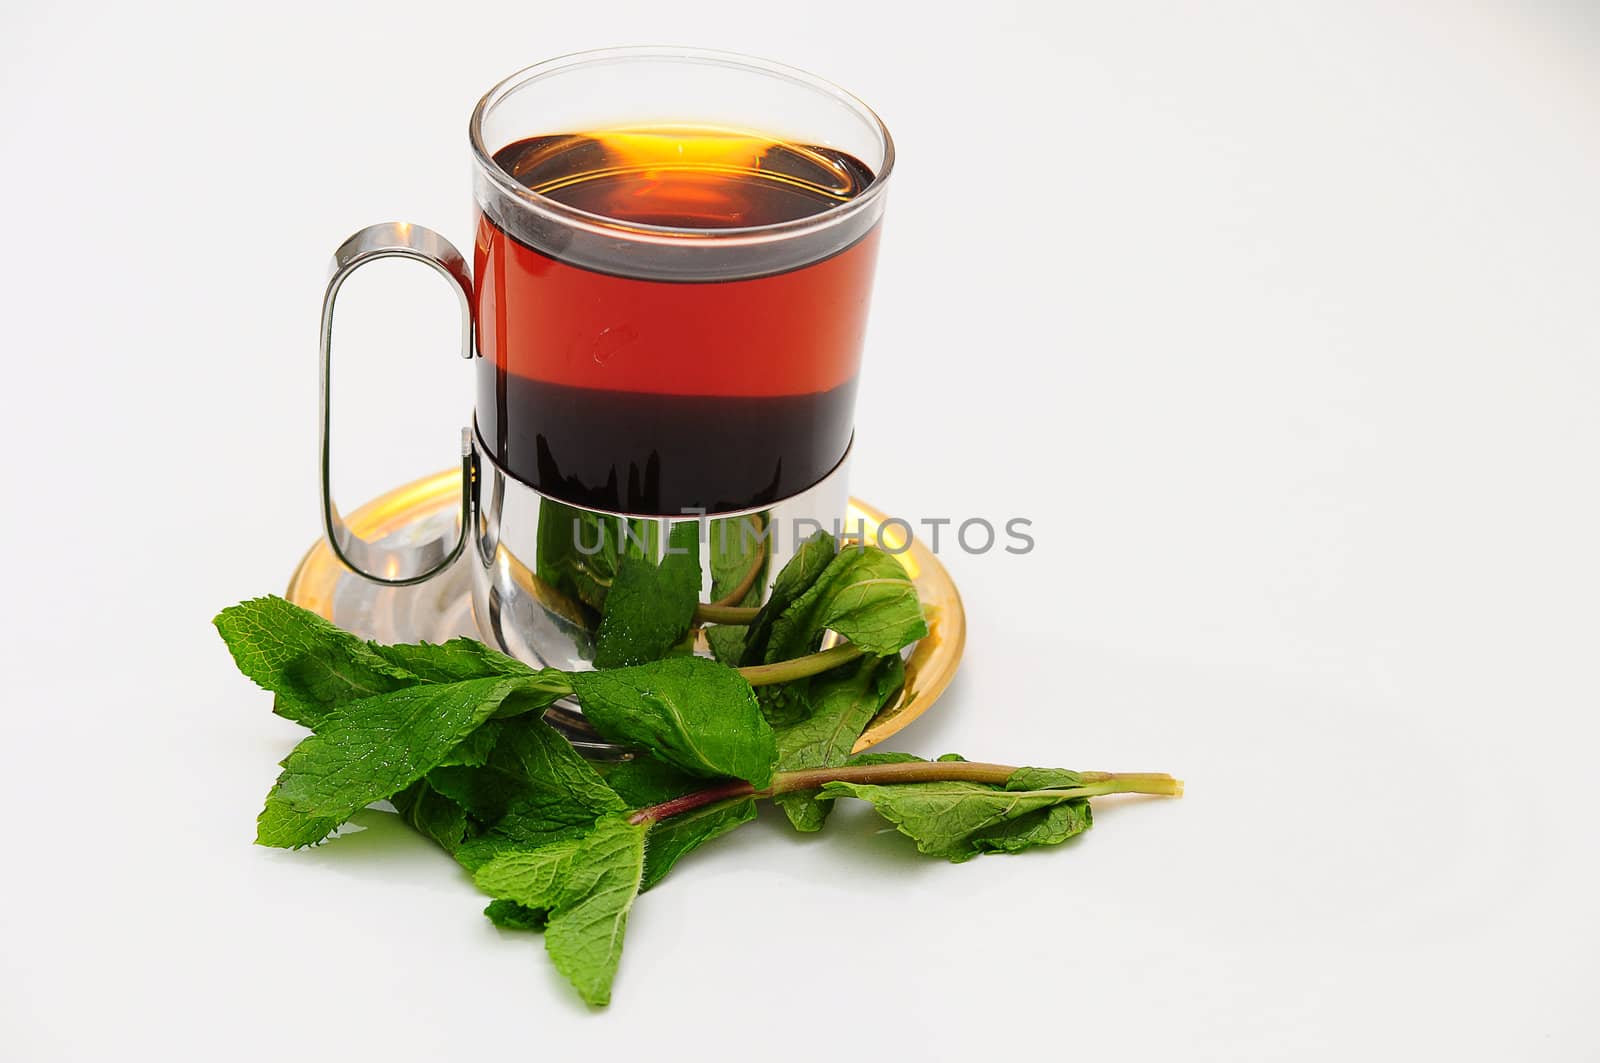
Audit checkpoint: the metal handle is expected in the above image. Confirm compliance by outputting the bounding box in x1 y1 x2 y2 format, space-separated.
319 222 474 586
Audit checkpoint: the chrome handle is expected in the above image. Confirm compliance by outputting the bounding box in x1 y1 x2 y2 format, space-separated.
318 222 474 586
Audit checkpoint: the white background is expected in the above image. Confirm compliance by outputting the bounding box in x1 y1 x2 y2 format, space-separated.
2 1 1597 1059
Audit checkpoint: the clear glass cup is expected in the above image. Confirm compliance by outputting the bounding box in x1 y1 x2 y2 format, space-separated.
318 47 894 668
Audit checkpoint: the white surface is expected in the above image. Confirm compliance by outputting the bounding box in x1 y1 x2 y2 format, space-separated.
2 2 1597 1059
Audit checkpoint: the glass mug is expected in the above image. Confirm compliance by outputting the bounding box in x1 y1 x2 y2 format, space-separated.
318 47 893 670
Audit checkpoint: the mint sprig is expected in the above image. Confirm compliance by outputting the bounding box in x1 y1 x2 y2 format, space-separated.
216 535 1181 1008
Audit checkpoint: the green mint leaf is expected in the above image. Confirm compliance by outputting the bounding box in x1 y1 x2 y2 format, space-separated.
215 596 418 727
569 657 775 787
595 757 706 806
755 546 924 725
737 530 837 665
765 546 926 664
454 832 533 874
816 769 1094 862
708 513 769 607
484 899 548 932
214 597 536 729
772 653 905 832
256 673 568 848
704 625 747 666
1004 767 1085 790
594 521 702 668
473 816 649 1007
597 759 756 889
391 780 472 853
255 795 342 849
844 751 928 767
814 559 928 656
434 720 503 768
427 715 625 847
535 499 622 614
372 639 536 683
640 798 755 891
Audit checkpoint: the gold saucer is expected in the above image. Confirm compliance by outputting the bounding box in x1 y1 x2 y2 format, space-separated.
287 470 965 752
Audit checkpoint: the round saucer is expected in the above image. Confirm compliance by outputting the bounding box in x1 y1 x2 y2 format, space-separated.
286 470 965 752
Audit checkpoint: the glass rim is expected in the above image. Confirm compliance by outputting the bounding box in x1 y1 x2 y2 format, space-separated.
468 46 895 247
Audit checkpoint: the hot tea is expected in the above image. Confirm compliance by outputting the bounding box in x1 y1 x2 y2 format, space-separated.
474 127 880 514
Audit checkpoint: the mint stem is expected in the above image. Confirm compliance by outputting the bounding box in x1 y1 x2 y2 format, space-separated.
695 603 760 625
737 642 866 686
628 763 1184 824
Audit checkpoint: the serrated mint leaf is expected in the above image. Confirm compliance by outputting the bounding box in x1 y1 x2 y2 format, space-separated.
569 657 775 787
766 547 926 664
844 751 927 766
594 521 702 668
391 780 471 853
596 758 756 889
596 757 706 807
373 639 536 683
537 505 664 615
215 596 418 727
704 625 747 666
708 513 769 607
816 562 927 656
255 795 342 848
772 653 905 832
428 715 625 847
1004 767 1085 790
435 720 502 768
454 832 535 874
753 546 922 725
816 771 1095 862
473 816 649 1007
215 597 540 729
257 674 567 849
484 899 548 932
737 530 837 665
640 798 755 891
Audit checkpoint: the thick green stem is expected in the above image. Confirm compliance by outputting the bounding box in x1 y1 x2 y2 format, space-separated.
737 642 866 686
694 603 761 625
628 763 1183 824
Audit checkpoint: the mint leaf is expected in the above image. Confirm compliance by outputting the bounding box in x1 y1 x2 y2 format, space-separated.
772 653 905 832
428 715 625 847
756 546 923 724
484 899 548 932
597 758 756 889
257 673 568 848
845 751 929 766
255 796 342 849
817 767 1094 862
765 547 926 664
535 499 623 614
214 597 536 728
704 624 747 666
392 780 471 853
708 513 769 607
373 639 535 683
737 530 837 666
595 756 705 807
569 657 775 787
435 720 502 768
593 521 701 668
813 558 927 656
640 799 755 891
215 596 418 727
473 816 649 1006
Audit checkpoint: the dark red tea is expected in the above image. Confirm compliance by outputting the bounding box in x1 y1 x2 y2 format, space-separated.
474 127 880 514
